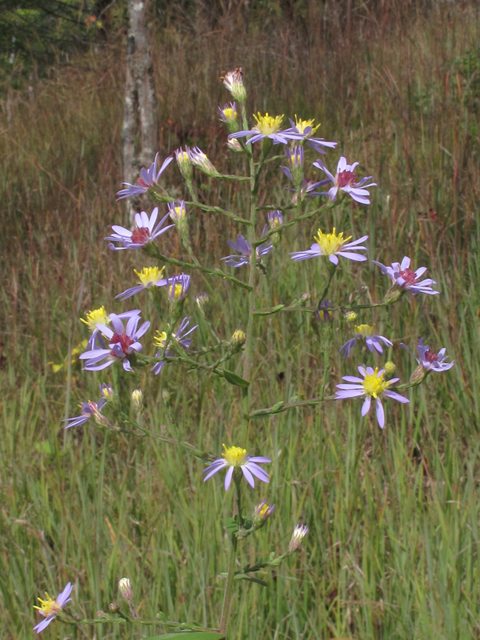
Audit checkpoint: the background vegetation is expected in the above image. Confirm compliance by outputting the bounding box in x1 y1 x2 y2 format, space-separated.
1 1 480 638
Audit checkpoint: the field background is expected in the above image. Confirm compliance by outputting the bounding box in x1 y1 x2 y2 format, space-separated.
1 1 480 638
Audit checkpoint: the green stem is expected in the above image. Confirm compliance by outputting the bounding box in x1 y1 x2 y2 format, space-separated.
219 480 241 635
317 263 337 309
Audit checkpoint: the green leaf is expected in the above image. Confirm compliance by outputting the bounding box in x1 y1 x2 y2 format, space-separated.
253 305 284 316
225 517 239 534
144 634 225 640
233 573 268 587
250 401 285 419
222 369 250 388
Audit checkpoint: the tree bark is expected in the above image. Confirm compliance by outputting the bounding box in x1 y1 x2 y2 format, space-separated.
122 0 158 221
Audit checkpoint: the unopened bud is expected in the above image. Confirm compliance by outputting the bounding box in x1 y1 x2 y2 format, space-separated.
195 292 210 316
384 285 404 305
190 147 220 177
384 361 396 376
344 311 358 323
227 138 243 153
131 390 143 412
231 329 246 350
410 363 427 386
289 524 308 553
100 383 115 402
175 147 193 182
316 299 333 323
218 102 240 133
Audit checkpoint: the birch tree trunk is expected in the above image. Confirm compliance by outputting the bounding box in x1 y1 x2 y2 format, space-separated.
122 0 158 222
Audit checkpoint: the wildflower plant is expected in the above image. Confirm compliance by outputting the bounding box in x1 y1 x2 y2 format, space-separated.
46 69 454 638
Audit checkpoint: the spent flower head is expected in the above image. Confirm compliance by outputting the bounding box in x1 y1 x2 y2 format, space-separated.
190 147 220 177
289 524 308 552
203 444 271 491
222 68 246 103
290 228 368 266
335 365 409 428
33 582 73 634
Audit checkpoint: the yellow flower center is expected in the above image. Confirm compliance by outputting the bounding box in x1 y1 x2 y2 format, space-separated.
384 361 396 374
154 330 167 348
177 151 190 164
134 266 164 287
80 306 109 331
362 368 391 399
288 150 302 166
257 503 269 517
294 116 320 136
169 283 184 300
222 444 247 467
34 594 61 617
253 112 284 135
222 107 237 121
355 323 375 337
314 228 351 256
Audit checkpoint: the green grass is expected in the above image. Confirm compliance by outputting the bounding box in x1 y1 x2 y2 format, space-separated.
1 2 480 639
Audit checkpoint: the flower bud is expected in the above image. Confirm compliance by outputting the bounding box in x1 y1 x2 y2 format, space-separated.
195 292 210 317
100 383 115 402
316 299 333 323
268 210 283 230
218 102 240 133
222 68 246 103
383 285 404 305
384 361 396 377
289 524 308 552
231 329 246 351
168 200 189 240
190 147 220 178
410 363 427 386
227 138 243 153
131 390 143 412
344 311 358 323
175 147 193 182
118 578 133 606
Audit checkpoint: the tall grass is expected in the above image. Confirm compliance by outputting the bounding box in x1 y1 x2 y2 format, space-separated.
1 2 480 638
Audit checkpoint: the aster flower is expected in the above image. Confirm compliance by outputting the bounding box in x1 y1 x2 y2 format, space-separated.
401 338 454 374
151 316 197 375
106 207 174 251
335 365 409 428
116 153 173 200
290 228 368 265
280 146 304 188
79 313 150 373
268 210 283 229
63 397 107 429
81 307 141 349
203 444 271 491
116 267 168 301
373 256 439 296
218 102 239 133
229 112 288 145
167 273 190 302
340 324 393 358
175 147 193 181
315 299 333 323
279 116 336 154
222 68 246 103
222 226 273 268
33 582 73 634
168 200 187 222
313 157 377 205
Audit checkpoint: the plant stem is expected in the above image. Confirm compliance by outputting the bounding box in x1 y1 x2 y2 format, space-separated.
219 480 241 635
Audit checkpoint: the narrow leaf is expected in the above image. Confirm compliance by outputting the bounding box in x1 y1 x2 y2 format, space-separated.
222 369 250 388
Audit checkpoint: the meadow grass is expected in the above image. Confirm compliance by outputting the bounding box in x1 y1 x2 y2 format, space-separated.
1 1 480 638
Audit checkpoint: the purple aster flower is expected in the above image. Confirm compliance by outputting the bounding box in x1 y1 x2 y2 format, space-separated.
373 256 439 296
290 228 368 265
63 397 107 429
280 146 304 187
116 267 168 301
151 316 197 375
229 112 289 145
105 207 174 251
315 299 333 322
335 365 409 429
312 157 377 205
79 313 150 373
222 226 273 268
167 273 190 302
33 582 73 634
401 338 454 373
340 323 393 358
203 444 271 491
81 307 141 350
279 116 336 154
268 210 284 229
116 153 173 200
